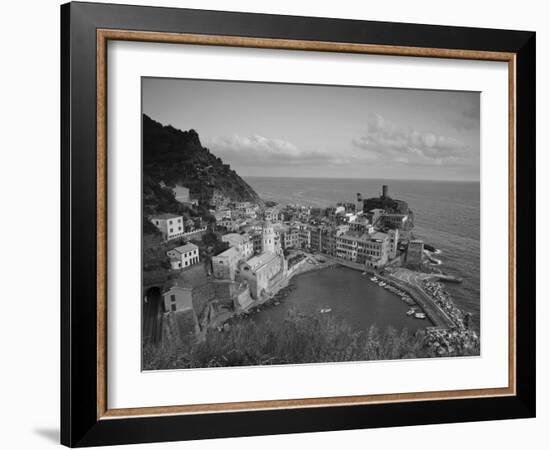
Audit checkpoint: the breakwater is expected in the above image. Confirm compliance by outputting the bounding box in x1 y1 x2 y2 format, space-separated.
382 275 454 328
324 256 452 328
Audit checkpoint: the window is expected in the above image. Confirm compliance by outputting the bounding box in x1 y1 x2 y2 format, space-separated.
170 294 176 303
171 304 176 312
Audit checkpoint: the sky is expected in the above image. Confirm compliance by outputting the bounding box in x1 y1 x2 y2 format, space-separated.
142 77 480 181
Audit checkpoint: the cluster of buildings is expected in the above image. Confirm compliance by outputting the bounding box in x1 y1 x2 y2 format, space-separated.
150 219 289 341
206 184 420 272
212 220 287 300
145 183 425 339
210 200 262 231
150 184 422 277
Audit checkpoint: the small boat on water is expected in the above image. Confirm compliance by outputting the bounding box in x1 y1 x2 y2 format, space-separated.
379 282 386 287
320 308 332 314
370 277 377 281
414 312 427 319
362 271 367 275
406 308 416 316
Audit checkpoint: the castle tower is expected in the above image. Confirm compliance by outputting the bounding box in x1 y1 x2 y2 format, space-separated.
262 220 276 254
382 185 389 198
356 193 363 214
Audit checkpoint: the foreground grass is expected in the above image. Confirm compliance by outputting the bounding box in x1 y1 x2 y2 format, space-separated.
143 311 478 370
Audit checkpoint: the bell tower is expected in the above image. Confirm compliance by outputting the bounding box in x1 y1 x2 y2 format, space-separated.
262 220 275 253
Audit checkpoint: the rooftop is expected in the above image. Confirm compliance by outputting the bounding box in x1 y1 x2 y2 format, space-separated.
172 243 199 254
151 213 181 220
216 246 240 258
247 252 279 270
369 231 389 241
221 233 249 247
273 223 289 233
340 230 388 243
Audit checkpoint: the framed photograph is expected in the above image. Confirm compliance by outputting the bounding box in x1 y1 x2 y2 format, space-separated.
61 2 536 447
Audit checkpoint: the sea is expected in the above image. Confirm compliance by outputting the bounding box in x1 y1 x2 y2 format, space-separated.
245 177 480 331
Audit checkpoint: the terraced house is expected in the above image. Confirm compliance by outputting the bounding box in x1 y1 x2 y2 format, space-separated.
150 213 184 241
336 231 390 269
167 243 200 270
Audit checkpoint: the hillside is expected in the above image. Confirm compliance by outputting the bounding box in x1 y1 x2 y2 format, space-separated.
143 114 263 207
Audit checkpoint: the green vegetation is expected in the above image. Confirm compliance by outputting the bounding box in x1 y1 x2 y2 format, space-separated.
142 311 480 370
200 230 229 255
143 114 262 207
143 175 213 224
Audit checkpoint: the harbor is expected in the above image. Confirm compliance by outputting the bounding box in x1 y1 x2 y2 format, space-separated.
242 265 431 333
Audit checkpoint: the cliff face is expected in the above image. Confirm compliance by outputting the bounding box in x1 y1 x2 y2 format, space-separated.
143 114 263 206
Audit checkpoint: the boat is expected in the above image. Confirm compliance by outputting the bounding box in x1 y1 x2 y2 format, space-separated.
370 277 377 281
414 312 427 319
379 282 386 287
362 271 367 275
320 308 332 314
406 308 416 316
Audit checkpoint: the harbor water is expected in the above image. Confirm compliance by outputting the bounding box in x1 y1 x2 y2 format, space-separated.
251 266 430 332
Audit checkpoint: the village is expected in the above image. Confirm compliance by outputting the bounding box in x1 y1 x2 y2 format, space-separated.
143 183 478 356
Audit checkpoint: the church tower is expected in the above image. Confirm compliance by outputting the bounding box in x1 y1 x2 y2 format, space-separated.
262 220 276 254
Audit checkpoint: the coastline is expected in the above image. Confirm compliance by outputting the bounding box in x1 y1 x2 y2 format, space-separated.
246 176 480 328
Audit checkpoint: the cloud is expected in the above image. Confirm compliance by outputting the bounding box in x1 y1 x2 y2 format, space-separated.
204 113 477 174
352 113 474 167
205 134 344 167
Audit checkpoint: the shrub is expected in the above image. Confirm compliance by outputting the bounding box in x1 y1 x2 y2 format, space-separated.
142 310 478 370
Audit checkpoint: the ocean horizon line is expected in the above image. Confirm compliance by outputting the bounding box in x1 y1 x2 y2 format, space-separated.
243 175 480 183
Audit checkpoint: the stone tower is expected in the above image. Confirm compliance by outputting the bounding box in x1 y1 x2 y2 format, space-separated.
262 220 276 254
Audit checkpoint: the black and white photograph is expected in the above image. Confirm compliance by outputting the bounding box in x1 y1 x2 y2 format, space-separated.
141 77 481 370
